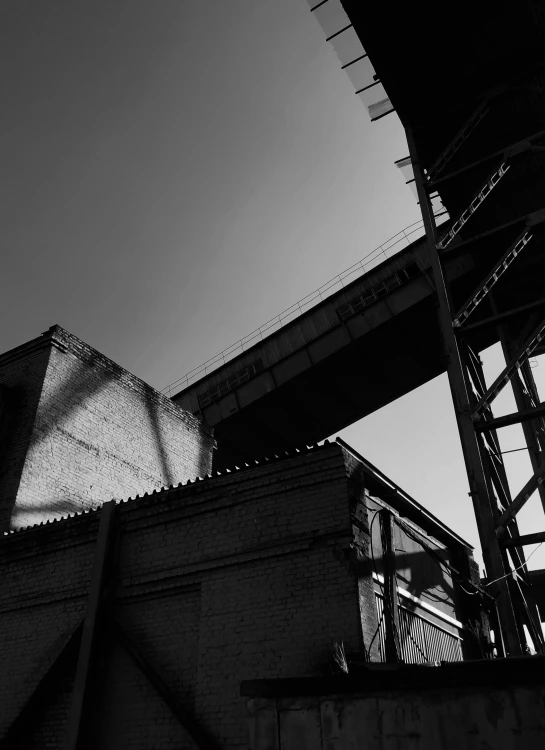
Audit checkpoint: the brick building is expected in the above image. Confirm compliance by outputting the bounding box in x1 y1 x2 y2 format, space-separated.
0 326 214 530
0 328 485 749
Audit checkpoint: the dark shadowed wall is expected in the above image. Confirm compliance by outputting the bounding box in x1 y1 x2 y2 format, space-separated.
0 443 367 749
0 442 478 749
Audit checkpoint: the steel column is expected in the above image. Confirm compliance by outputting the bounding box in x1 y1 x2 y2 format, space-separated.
496 463 545 532
473 319 545 417
406 126 522 656
462 346 544 652
495 318 545 518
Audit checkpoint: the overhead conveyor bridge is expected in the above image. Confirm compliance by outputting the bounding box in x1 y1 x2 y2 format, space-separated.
172 222 545 472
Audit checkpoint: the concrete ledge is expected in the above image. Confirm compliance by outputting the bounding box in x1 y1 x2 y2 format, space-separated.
241 653 545 697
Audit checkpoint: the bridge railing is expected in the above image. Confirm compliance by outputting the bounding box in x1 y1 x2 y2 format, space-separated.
162 218 427 396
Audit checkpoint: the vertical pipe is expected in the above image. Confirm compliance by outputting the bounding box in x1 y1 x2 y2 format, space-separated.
380 509 401 662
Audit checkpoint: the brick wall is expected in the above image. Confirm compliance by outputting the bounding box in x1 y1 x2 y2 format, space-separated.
0 326 215 530
0 336 52 531
0 440 475 749
0 513 99 741
0 442 370 749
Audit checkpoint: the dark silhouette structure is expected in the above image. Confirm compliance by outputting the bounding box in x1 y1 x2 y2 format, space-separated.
340 0 545 657
174 0 545 657
2 0 545 744
0 439 485 749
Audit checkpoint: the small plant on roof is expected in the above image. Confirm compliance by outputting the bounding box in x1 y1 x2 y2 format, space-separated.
332 641 349 674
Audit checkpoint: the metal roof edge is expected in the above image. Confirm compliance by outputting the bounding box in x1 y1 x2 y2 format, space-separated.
336 437 473 550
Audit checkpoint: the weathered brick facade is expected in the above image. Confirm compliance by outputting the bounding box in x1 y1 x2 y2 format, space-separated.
0 441 475 749
0 326 215 530
0 443 368 748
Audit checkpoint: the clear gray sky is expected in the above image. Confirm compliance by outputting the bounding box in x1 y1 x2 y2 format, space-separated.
2 1 544 570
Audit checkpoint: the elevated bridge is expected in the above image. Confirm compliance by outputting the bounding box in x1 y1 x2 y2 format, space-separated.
173 0 545 656
172 220 544 470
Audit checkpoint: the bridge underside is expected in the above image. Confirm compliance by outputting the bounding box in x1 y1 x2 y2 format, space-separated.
173 219 545 471
207 292 447 470
173 1 545 483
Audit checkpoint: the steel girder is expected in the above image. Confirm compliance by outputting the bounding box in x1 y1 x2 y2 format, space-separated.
406 79 545 655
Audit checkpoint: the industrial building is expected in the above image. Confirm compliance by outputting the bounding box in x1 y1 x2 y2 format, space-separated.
2 0 545 744
0 325 488 748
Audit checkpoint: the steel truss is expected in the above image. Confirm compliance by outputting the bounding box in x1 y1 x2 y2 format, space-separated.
406 86 545 655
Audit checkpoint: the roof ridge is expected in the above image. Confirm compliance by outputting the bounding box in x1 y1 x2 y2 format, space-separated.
1 441 337 536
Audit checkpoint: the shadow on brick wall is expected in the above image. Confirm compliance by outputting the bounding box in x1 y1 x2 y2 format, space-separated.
143 383 176 488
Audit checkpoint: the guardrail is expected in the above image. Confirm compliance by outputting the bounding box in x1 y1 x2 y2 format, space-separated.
161 218 428 396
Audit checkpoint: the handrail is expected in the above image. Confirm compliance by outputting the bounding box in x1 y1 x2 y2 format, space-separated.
162 218 427 396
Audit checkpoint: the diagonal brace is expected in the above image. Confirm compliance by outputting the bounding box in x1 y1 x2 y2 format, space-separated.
496 462 545 534
437 162 510 250
473 318 545 417
453 229 533 328
429 128 545 188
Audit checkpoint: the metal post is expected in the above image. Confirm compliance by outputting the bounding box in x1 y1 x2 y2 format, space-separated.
405 126 522 656
380 509 401 662
493 302 545 517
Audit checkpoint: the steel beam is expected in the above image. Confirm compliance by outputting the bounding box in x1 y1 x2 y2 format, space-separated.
406 126 522 656
465 350 539 612
473 319 545 417
513 577 545 652
380 509 401 662
496 463 545 533
453 229 533 328
441 207 545 258
475 403 545 432
493 304 545 520
65 501 116 750
427 100 490 181
465 345 514 513
460 298 545 332
503 531 545 548
429 127 545 188
437 162 510 250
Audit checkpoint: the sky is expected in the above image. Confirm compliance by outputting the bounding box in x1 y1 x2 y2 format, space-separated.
1 0 544 572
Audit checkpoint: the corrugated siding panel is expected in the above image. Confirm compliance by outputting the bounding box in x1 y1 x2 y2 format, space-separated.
375 593 462 664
